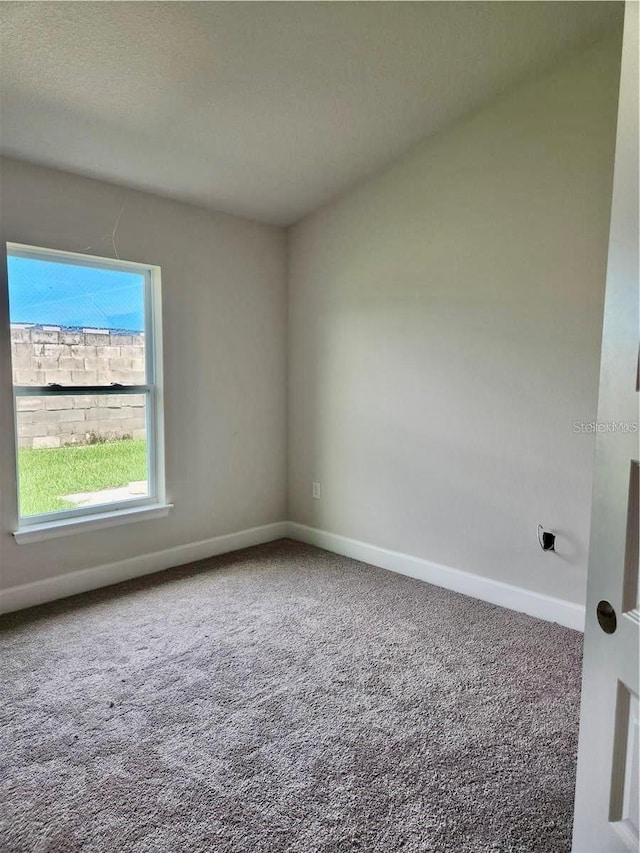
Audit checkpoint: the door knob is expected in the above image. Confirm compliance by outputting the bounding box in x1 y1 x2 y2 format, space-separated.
596 600 617 634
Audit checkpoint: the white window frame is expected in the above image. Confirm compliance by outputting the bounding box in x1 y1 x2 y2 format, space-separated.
7 243 170 543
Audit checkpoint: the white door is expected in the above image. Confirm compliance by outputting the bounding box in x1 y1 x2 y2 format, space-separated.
572 3 640 851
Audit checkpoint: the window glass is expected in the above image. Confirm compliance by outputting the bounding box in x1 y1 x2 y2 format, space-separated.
8 246 160 523
15 395 149 517
8 255 146 386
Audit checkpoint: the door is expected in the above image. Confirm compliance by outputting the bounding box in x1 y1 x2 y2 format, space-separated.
572 3 639 852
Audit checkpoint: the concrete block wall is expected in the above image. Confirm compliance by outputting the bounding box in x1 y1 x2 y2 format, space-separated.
11 325 147 449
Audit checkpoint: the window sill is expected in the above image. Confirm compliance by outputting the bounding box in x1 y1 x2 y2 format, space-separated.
13 503 174 544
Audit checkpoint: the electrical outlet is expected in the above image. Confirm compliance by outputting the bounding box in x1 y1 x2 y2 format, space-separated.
312 481 321 500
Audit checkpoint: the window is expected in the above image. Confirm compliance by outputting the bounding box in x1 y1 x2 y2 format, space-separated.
7 243 169 541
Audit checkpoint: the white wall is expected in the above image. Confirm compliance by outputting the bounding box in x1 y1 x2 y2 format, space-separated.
288 36 622 607
0 158 287 592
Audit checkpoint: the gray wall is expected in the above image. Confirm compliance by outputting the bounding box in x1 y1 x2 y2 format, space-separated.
287 37 621 606
0 157 288 590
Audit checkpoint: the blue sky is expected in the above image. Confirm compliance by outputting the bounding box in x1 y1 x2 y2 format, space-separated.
8 256 145 332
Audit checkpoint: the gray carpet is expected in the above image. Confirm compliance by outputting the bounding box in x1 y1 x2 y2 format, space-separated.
0 539 582 853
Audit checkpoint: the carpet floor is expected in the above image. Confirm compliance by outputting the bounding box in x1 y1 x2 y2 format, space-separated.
0 539 583 853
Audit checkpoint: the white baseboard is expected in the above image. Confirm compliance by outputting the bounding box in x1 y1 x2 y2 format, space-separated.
286 522 585 632
0 519 585 631
0 522 288 615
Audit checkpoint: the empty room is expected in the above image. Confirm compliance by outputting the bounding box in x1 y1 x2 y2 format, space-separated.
0 2 638 852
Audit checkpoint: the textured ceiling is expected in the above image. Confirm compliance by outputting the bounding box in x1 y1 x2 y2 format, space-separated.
0 2 623 225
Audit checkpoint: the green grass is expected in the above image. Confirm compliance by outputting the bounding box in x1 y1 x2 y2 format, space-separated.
18 439 147 517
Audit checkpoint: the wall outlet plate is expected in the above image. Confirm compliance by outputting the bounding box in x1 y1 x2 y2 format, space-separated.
312 481 321 500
